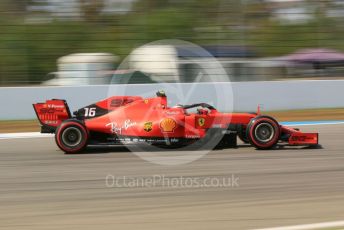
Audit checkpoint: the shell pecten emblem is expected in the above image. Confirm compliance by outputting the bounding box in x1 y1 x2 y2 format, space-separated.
160 118 177 133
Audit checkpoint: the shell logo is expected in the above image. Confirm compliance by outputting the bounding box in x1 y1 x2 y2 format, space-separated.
160 118 177 133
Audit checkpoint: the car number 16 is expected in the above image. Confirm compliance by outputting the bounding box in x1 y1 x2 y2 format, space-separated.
84 107 96 117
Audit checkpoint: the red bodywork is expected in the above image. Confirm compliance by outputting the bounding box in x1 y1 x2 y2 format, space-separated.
33 93 319 148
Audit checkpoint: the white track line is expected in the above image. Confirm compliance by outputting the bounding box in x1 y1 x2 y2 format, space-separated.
0 132 52 140
281 121 344 126
254 220 344 230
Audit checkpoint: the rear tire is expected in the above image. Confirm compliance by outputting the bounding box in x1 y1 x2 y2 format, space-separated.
55 120 88 153
246 116 280 150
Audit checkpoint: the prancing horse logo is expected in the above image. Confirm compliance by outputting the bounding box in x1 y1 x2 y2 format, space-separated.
198 118 205 127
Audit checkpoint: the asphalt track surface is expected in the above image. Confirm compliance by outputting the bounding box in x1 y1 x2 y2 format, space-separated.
1 124 344 230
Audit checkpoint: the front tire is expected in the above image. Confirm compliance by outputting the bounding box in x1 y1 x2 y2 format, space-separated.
238 125 249 144
55 120 89 153
246 116 280 150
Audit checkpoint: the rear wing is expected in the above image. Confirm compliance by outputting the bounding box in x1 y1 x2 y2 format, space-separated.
33 99 71 133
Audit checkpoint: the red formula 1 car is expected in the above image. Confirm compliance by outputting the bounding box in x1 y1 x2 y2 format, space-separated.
33 91 319 153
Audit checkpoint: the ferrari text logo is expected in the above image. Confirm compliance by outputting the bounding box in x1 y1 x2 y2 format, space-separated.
144 122 153 132
198 117 205 127
160 118 177 133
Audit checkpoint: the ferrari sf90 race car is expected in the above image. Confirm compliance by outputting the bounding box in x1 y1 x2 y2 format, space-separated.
33 91 319 153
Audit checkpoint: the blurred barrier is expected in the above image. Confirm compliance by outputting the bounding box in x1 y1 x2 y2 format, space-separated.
1 80 344 120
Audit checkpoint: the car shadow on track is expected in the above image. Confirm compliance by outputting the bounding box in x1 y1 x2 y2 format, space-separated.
274 144 323 151
67 143 323 155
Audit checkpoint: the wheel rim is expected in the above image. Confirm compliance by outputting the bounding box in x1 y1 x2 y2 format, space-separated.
61 127 83 147
254 122 275 143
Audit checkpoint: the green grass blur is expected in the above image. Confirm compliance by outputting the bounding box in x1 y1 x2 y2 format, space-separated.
1 0 344 85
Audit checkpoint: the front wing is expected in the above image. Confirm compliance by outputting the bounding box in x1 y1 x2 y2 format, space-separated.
281 126 318 146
